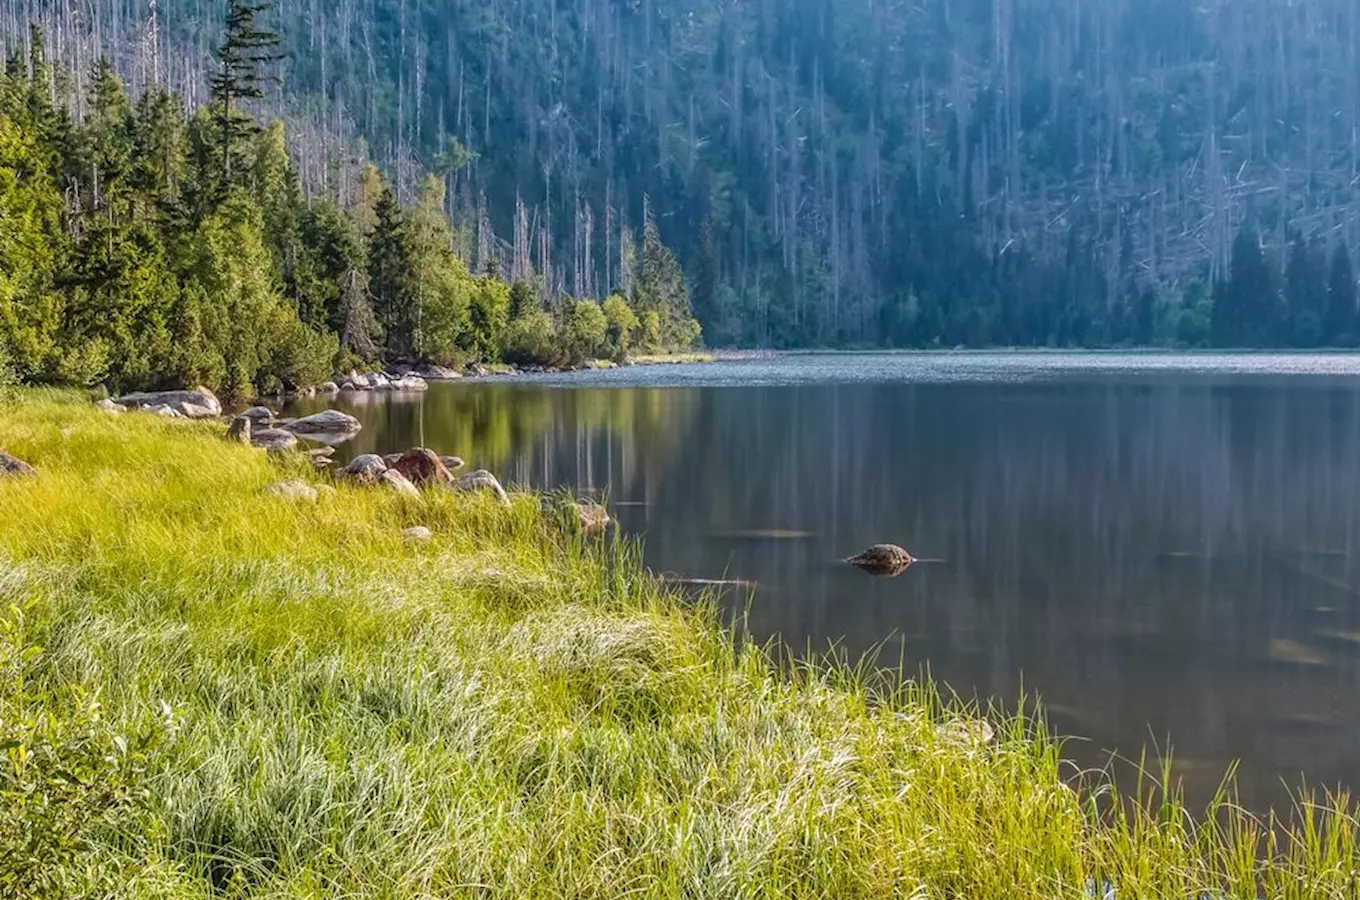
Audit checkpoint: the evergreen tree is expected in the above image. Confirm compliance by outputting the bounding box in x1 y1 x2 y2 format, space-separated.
367 186 418 360
208 0 280 186
1286 236 1327 347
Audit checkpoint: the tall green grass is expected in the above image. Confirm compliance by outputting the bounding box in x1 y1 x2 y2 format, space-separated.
0 392 1356 898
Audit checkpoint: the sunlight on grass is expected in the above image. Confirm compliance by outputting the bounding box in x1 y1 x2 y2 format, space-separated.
0 391 1356 898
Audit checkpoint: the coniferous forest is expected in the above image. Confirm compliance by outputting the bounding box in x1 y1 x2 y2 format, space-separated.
4 0 1360 393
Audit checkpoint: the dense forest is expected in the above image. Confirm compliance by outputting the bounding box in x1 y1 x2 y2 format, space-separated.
5 0 1360 361
0 6 698 395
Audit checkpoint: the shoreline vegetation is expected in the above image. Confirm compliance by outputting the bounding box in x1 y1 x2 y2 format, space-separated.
1 391 1358 897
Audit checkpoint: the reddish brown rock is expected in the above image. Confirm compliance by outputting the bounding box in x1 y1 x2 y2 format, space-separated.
389 448 452 487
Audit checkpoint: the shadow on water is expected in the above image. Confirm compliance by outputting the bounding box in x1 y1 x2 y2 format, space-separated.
286 353 1360 812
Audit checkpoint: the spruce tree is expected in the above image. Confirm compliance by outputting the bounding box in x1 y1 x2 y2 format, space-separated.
367 187 418 360
208 0 279 185
1327 244 1358 347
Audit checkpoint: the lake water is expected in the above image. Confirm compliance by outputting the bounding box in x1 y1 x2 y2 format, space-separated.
287 352 1360 810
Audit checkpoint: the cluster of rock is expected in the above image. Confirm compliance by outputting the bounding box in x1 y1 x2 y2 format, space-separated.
319 370 431 394
222 407 363 453
107 387 222 419
339 448 510 505
0 450 36 477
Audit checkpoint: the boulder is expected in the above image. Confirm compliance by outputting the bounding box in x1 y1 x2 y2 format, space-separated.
146 404 182 418
382 453 402 466
241 406 275 424
366 371 392 390
225 415 253 444
94 398 122 415
0 451 36 478
318 381 340 395
844 544 915 577
391 375 430 392
339 381 359 392
342 454 388 483
454 469 510 506
114 387 221 418
439 455 465 472
346 370 372 390
281 410 362 435
380 469 421 498
309 446 336 458
389 448 452 487
402 526 433 542
177 402 216 418
264 480 318 503
415 363 462 381
251 428 299 452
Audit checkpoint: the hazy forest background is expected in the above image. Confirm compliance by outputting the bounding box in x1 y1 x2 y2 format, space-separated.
8 0 1360 363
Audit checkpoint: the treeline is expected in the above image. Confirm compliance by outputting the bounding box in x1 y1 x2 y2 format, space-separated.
0 16 698 397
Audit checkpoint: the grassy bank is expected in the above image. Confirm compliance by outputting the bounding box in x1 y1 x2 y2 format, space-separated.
0 393 1357 898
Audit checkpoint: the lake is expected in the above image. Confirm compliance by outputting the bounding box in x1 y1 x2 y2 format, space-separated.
287 352 1360 810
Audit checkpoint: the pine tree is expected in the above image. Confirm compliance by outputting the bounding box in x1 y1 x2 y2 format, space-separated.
367 187 418 360
208 0 280 186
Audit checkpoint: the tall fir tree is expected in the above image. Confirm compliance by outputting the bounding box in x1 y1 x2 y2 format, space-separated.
208 0 279 186
367 186 418 360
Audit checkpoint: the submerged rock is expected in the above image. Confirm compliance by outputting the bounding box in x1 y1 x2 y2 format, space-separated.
114 387 221 418
0 451 36 478
380 469 421 498
250 428 298 452
343 454 388 482
454 469 510 506
225 415 253 444
403 525 433 542
390 448 452 487
281 409 362 435
845 543 915 577
264 480 318 503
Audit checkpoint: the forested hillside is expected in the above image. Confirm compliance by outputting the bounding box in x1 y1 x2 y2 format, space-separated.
7 0 1360 348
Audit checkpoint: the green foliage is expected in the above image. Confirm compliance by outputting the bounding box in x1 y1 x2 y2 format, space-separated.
502 310 563 367
0 605 155 899
602 294 639 358
563 299 608 362
469 276 510 361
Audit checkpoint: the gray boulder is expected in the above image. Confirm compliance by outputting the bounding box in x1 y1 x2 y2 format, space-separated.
0 451 36 478
225 416 253 444
380 469 421 498
415 364 462 381
114 387 221 418
251 428 299 452
241 406 275 424
264 480 318 503
318 381 340 394
454 469 510 506
403 526 433 542
440 455 465 471
282 410 362 435
94 398 122 415
342 454 388 483
145 404 182 418
391 375 430 392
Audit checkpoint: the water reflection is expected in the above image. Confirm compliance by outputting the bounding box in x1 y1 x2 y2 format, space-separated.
287 364 1360 810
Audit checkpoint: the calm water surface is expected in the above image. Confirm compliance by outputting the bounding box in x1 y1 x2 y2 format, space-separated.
288 353 1360 809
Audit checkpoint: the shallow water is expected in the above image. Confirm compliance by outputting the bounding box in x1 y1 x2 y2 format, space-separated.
287 352 1360 810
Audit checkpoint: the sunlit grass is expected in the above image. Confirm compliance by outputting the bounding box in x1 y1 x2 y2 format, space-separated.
0 391 1356 898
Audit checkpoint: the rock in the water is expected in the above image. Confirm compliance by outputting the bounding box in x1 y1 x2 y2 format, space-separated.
845 543 915 577
380 469 421 498
94 398 122 415
391 375 430 392
281 409 362 435
439 455 465 472
464 362 490 377
454 469 510 506
415 363 462 381
114 387 221 418
367 371 392 390
225 415 253 444
343 454 388 482
339 381 358 392
264 480 318 502
318 381 340 394
390 448 452 487
241 406 275 424
251 428 299 452
403 526 433 542
0 451 36 478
